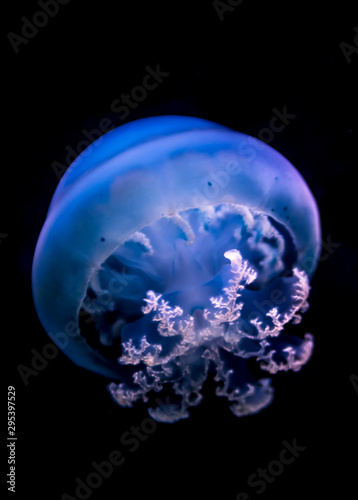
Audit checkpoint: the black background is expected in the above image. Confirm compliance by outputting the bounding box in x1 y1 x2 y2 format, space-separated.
3 1 358 499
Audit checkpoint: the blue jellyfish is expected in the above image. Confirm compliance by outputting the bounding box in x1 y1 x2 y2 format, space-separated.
32 115 321 422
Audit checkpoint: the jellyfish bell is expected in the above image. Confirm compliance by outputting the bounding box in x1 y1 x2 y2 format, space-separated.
32 115 321 422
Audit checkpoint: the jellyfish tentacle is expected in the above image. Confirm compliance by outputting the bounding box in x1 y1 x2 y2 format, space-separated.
32 116 321 421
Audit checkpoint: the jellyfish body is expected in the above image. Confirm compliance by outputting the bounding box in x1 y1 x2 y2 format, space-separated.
32 115 321 422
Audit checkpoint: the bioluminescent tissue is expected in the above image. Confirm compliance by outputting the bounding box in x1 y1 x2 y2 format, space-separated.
32 115 321 422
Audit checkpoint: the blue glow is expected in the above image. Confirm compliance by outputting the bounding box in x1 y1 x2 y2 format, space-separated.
32 115 321 422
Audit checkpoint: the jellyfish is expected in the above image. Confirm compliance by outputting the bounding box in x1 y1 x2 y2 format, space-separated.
32 115 321 422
